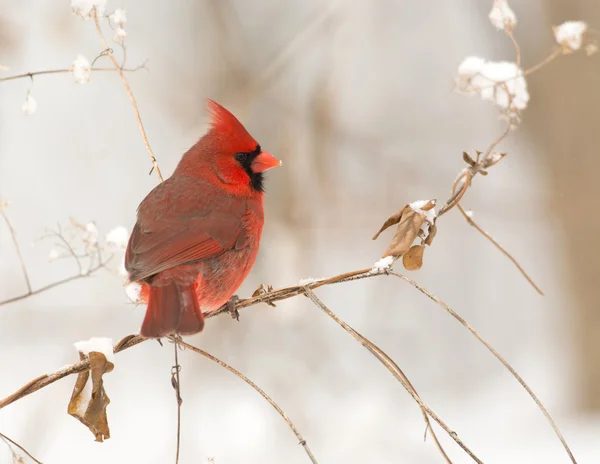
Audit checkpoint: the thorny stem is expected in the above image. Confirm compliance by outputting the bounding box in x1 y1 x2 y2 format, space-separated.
389 271 577 464
174 338 319 464
0 431 43 464
1 211 32 294
303 287 476 463
92 10 163 182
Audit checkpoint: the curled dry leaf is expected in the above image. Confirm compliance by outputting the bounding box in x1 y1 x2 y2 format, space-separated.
372 200 437 260
68 351 114 442
252 283 276 306
403 245 425 271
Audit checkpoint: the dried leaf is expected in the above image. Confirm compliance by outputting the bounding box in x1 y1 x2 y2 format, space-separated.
68 351 113 442
462 151 476 167
372 206 407 240
382 208 425 257
424 223 437 246
403 245 425 271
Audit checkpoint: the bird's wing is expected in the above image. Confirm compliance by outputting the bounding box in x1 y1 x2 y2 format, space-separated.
125 177 248 282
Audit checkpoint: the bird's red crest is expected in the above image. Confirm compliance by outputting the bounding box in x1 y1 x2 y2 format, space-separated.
206 99 258 153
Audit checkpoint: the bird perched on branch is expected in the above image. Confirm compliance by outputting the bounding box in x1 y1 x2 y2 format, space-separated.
125 100 281 338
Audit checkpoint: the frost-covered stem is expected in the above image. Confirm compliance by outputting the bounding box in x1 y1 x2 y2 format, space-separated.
1 211 32 294
388 271 577 464
523 48 562 76
303 287 468 464
0 431 43 464
92 9 163 182
456 203 544 295
175 338 320 464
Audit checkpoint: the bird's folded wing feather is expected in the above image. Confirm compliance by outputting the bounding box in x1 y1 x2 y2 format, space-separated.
125 177 247 282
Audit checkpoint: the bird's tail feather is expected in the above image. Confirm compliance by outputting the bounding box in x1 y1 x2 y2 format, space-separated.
141 282 204 338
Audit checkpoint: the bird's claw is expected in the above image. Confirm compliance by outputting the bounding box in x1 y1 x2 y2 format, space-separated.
227 295 240 321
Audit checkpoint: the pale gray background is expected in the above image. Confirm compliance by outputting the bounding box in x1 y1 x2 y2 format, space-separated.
1 1 599 463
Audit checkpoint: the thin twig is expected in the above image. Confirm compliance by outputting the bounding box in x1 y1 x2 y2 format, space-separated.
456 204 544 295
523 48 562 76
172 339 183 464
0 262 108 307
506 29 521 67
389 271 576 464
1 211 32 294
92 10 163 182
0 64 147 82
175 338 319 464
0 431 43 464
303 287 479 463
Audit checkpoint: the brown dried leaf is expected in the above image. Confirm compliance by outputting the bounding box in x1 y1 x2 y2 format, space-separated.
424 223 437 246
403 245 425 271
382 208 425 257
68 352 113 442
372 206 407 240
374 201 437 259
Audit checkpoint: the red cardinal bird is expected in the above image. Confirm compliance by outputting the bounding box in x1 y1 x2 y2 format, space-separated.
125 100 280 338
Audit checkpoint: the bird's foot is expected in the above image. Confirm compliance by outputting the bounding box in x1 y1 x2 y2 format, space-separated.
227 295 240 321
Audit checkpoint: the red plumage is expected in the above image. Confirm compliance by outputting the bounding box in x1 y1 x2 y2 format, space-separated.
125 100 280 338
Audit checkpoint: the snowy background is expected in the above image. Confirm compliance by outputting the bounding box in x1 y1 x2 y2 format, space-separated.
1 1 599 463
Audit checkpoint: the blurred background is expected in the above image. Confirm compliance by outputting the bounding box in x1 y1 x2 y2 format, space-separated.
1 1 599 462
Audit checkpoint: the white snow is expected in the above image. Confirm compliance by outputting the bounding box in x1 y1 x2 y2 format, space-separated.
372 256 394 271
83 222 98 246
110 9 127 41
74 337 115 363
409 200 437 234
72 55 91 84
109 8 127 25
554 21 588 51
298 277 324 286
22 94 37 115
125 281 142 303
489 0 517 31
457 57 529 113
105 226 129 249
48 248 60 261
71 0 106 19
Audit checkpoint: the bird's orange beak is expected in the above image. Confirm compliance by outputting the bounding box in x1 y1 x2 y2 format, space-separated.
251 151 281 173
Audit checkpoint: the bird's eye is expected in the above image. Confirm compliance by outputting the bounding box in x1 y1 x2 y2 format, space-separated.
235 152 249 163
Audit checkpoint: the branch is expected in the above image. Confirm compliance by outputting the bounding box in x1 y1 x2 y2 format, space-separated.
0 431 43 464
0 64 147 83
92 10 163 182
0 262 108 307
303 287 473 463
175 338 319 464
389 271 576 464
1 210 32 294
456 203 544 295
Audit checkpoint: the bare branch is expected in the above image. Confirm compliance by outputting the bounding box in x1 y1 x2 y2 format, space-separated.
303 287 477 463
0 431 43 464
171 339 182 464
1 210 32 294
389 271 576 464
92 10 163 182
0 262 108 307
176 338 319 464
0 64 147 83
456 204 544 295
